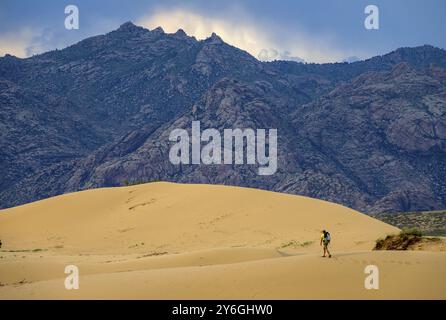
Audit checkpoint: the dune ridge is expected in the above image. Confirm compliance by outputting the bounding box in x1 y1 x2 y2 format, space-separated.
0 182 445 299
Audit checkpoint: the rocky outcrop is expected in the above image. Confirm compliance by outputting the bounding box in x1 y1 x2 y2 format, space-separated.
1 22 446 214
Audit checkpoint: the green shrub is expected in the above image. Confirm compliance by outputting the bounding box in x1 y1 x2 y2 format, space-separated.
400 227 422 237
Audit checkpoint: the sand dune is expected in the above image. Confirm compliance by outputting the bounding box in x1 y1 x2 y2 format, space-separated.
2 250 445 300
0 182 445 299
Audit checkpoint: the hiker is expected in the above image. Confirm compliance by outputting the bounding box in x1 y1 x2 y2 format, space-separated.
320 230 332 258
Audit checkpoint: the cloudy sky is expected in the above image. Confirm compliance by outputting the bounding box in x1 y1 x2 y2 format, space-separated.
0 0 445 63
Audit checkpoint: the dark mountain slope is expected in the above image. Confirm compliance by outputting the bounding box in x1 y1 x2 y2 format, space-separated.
1 22 445 213
0 22 282 205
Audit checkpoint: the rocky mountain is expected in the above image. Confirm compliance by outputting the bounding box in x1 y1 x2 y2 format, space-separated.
1 22 445 213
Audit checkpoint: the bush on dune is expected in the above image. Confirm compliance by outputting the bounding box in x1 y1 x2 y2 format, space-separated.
374 228 423 250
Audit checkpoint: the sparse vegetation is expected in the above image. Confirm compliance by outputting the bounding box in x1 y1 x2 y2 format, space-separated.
373 227 444 251
138 252 168 258
0 248 46 253
372 210 446 236
400 227 422 237
374 232 422 251
300 241 314 247
279 240 314 249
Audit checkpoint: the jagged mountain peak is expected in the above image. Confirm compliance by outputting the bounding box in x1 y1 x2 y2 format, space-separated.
1 21 446 214
117 21 140 31
1 53 20 60
115 22 166 37
203 32 224 44
152 26 165 35
174 28 187 37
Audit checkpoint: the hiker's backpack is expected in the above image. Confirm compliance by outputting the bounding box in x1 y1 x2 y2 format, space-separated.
325 232 331 241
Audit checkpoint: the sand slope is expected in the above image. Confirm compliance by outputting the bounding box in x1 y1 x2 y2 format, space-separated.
0 182 444 299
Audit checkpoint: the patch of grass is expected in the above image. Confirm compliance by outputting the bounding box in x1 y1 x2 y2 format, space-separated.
424 229 446 237
400 227 422 237
0 248 46 253
138 252 168 258
372 210 446 236
300 241 314 247
279 240 314 249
